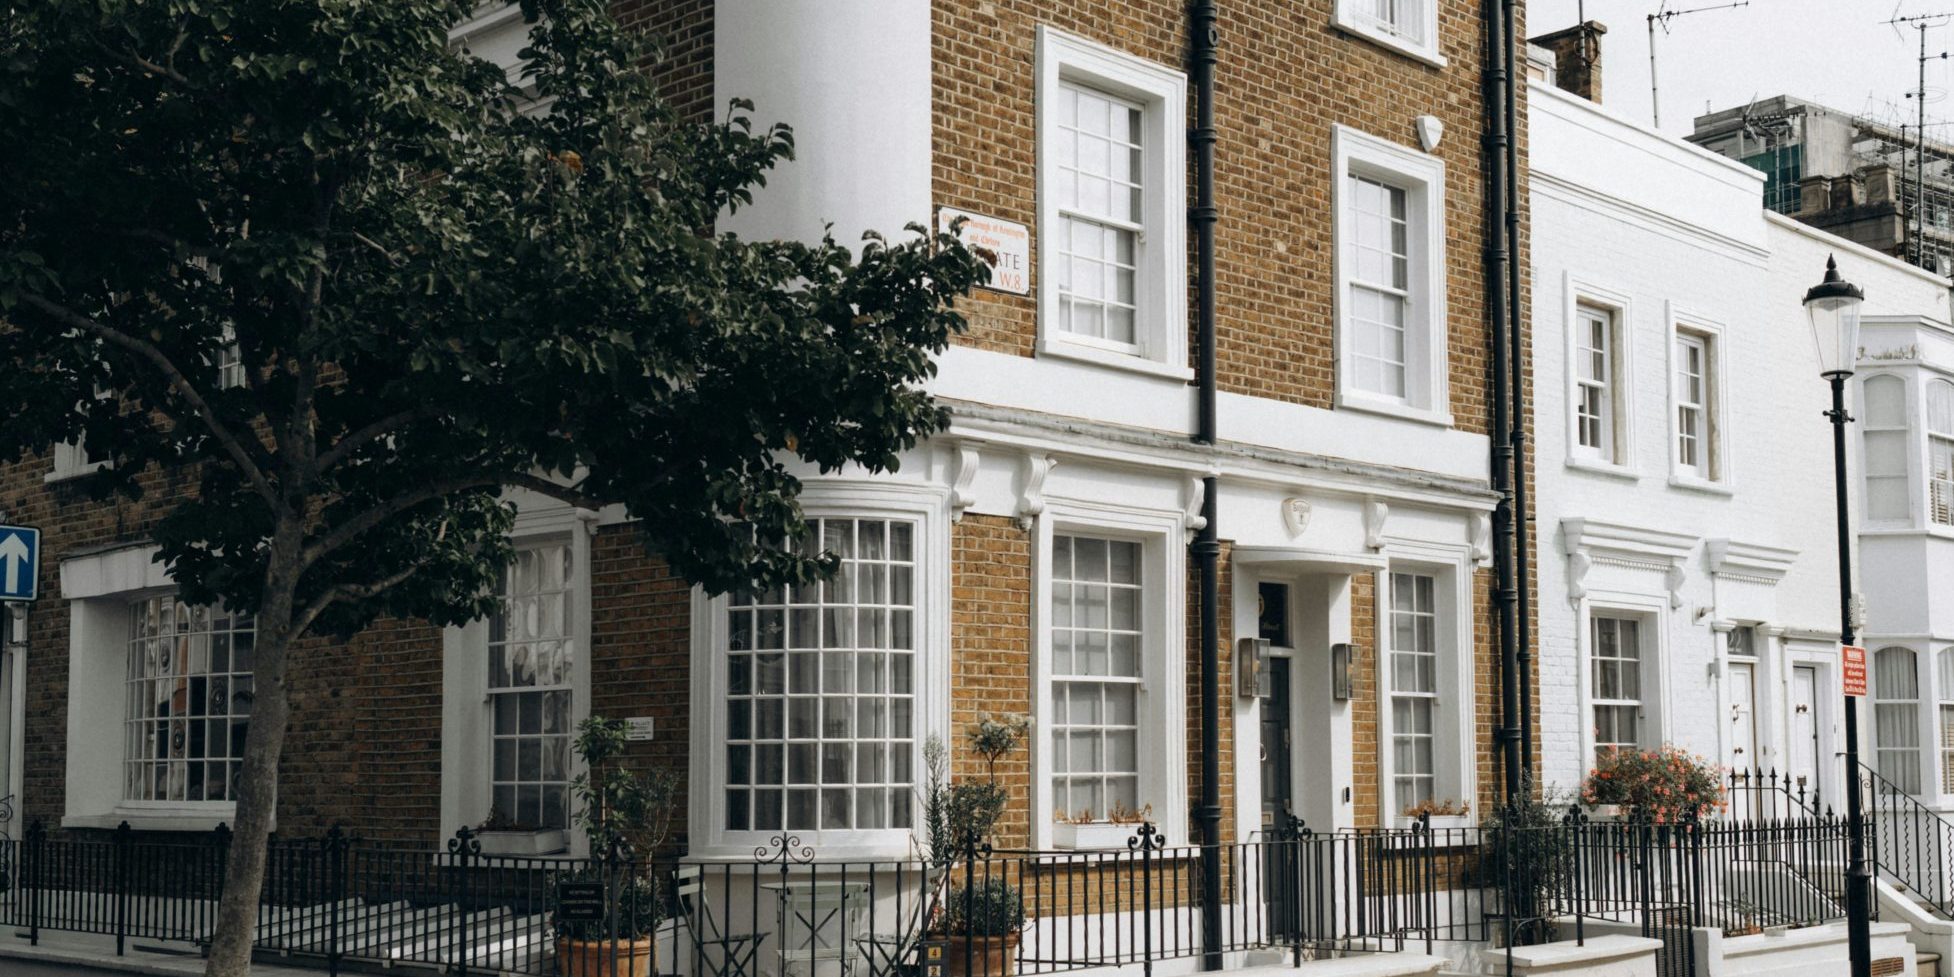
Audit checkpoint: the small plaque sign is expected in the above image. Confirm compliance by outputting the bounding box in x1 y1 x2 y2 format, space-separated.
938 208 1030 295
1842 645 1867 698
624 717 655 742
556 881 606 922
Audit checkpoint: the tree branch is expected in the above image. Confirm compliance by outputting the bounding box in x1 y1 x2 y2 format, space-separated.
19 294 280 507
290 562 428 638
297 471 615 570
312 404 445 474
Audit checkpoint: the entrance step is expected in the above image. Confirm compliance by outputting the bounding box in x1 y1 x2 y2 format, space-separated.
1920 951 1941 977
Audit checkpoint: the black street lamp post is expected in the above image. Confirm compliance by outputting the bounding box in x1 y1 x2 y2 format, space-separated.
1803 255 1870 977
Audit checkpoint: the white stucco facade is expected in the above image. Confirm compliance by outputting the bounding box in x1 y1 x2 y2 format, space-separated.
1532 79 1954 813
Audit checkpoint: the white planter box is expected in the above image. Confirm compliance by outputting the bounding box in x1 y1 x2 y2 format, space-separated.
1052 822 1142 851
476 828 569 856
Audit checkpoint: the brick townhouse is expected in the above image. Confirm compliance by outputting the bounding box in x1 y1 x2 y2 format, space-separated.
0 0 1531 880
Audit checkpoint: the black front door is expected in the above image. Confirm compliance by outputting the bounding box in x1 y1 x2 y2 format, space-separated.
1260 657 1296 935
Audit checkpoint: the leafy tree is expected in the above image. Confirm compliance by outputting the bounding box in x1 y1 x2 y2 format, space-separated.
0 2 985 974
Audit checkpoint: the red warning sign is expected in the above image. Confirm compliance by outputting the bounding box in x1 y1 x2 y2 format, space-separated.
1843 645 1867 698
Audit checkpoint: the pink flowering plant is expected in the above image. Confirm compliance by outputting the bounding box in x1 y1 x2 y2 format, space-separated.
1581 745 1725 823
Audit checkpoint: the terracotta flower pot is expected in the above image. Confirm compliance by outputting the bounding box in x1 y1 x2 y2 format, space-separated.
942 931 1020 977
556 936 656 977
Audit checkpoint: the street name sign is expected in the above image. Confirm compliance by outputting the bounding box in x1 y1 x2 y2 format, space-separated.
0 525 38 602
1842 645 1867 698
938 207 1030 295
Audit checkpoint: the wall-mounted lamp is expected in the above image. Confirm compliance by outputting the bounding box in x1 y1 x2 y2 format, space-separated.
1331 642 1354 701
1237 637 1270 698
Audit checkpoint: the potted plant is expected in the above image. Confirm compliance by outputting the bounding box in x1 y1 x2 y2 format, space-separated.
1052 802 1154 850
1479 786 1573 948
941 877 1027 977
1400 797 1471 830
918 714 1030 977
554 716 680 977
1581 745 1725 823
476 807 570 856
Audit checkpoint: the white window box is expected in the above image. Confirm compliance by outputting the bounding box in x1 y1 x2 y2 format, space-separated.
476 828 569 857
1052 821 1144 851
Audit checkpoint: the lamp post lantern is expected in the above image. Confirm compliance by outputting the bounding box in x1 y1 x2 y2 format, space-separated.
1804 254 1870 977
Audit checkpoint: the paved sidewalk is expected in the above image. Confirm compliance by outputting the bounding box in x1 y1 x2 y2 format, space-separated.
0 929 320 977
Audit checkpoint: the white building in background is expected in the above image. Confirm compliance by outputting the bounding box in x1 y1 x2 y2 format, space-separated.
1529 75 1953 810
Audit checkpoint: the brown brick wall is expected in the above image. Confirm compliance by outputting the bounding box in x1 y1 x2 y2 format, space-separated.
931 0 1528 438
950 514 1034 848
1185 543 1235 845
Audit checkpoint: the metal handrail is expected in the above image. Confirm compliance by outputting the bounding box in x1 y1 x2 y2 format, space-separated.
1857 758 1954 917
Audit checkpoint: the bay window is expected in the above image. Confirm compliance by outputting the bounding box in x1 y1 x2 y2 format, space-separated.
1929 380 1954 526
1939 649 1954 792
1876 646 1923 794
722 518 917 834
1863 375 1911 522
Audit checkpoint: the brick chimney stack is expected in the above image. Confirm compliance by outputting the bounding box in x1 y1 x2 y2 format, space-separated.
1531 21 1607 104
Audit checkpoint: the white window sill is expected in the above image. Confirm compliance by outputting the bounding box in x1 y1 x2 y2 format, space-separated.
1331 16 1448 68
1667 473 1733 497
44 462 110 485
1395 814 1474 832
1036 335 1194 383
64 808 239 833
1335 392 1455 428
686 837 917 864
1566 456 1639 481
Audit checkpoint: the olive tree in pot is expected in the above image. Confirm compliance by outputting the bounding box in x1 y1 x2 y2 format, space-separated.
920 714 1030 977
556 717 679 977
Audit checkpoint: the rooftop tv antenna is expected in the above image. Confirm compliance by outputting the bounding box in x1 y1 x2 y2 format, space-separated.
1647 0 1749 128
1886 10 1954 266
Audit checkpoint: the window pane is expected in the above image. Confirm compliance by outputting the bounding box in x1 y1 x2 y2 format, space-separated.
125 596 254 804
1052 535 1145 820
725 519 918 831
487 541 576 829
1055 81 1145 349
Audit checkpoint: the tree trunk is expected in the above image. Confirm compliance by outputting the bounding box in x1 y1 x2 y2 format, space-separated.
205 544 302 977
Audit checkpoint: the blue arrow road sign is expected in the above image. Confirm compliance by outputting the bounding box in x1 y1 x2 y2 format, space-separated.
0 525 38 602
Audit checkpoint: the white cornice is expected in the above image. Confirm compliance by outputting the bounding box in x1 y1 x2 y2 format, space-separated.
1560 518 1697 563
1704 538 1799 585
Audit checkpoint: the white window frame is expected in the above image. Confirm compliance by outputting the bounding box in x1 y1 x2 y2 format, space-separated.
1333 125 1450 427
59 544 265 831
440 497 594 850
687 480 950 861
1577 599 1666 765
1035 27 1188 381
1862 373 1914 524
1332 0 1446 67
1937 648 1954 795
1875 645 1925 795
1373 544 1475 829
47 386 114 484
1666 308 1729 491
1927 379 1954 527
485 538 580 833
1563 279 1636 476
1032 498 1187 849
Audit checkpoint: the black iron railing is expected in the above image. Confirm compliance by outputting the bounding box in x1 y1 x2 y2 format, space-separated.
0 810 1861 977
1858 758 1954 917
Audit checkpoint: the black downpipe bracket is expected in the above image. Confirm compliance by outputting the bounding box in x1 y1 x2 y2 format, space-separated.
1481 0 1522 804
1188 1 1223 971
1502 0 1533 789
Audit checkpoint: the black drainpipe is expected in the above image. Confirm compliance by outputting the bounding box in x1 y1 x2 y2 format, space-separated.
1502 0 1533 791
1482 0 1522 804
1188 1 1222 970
